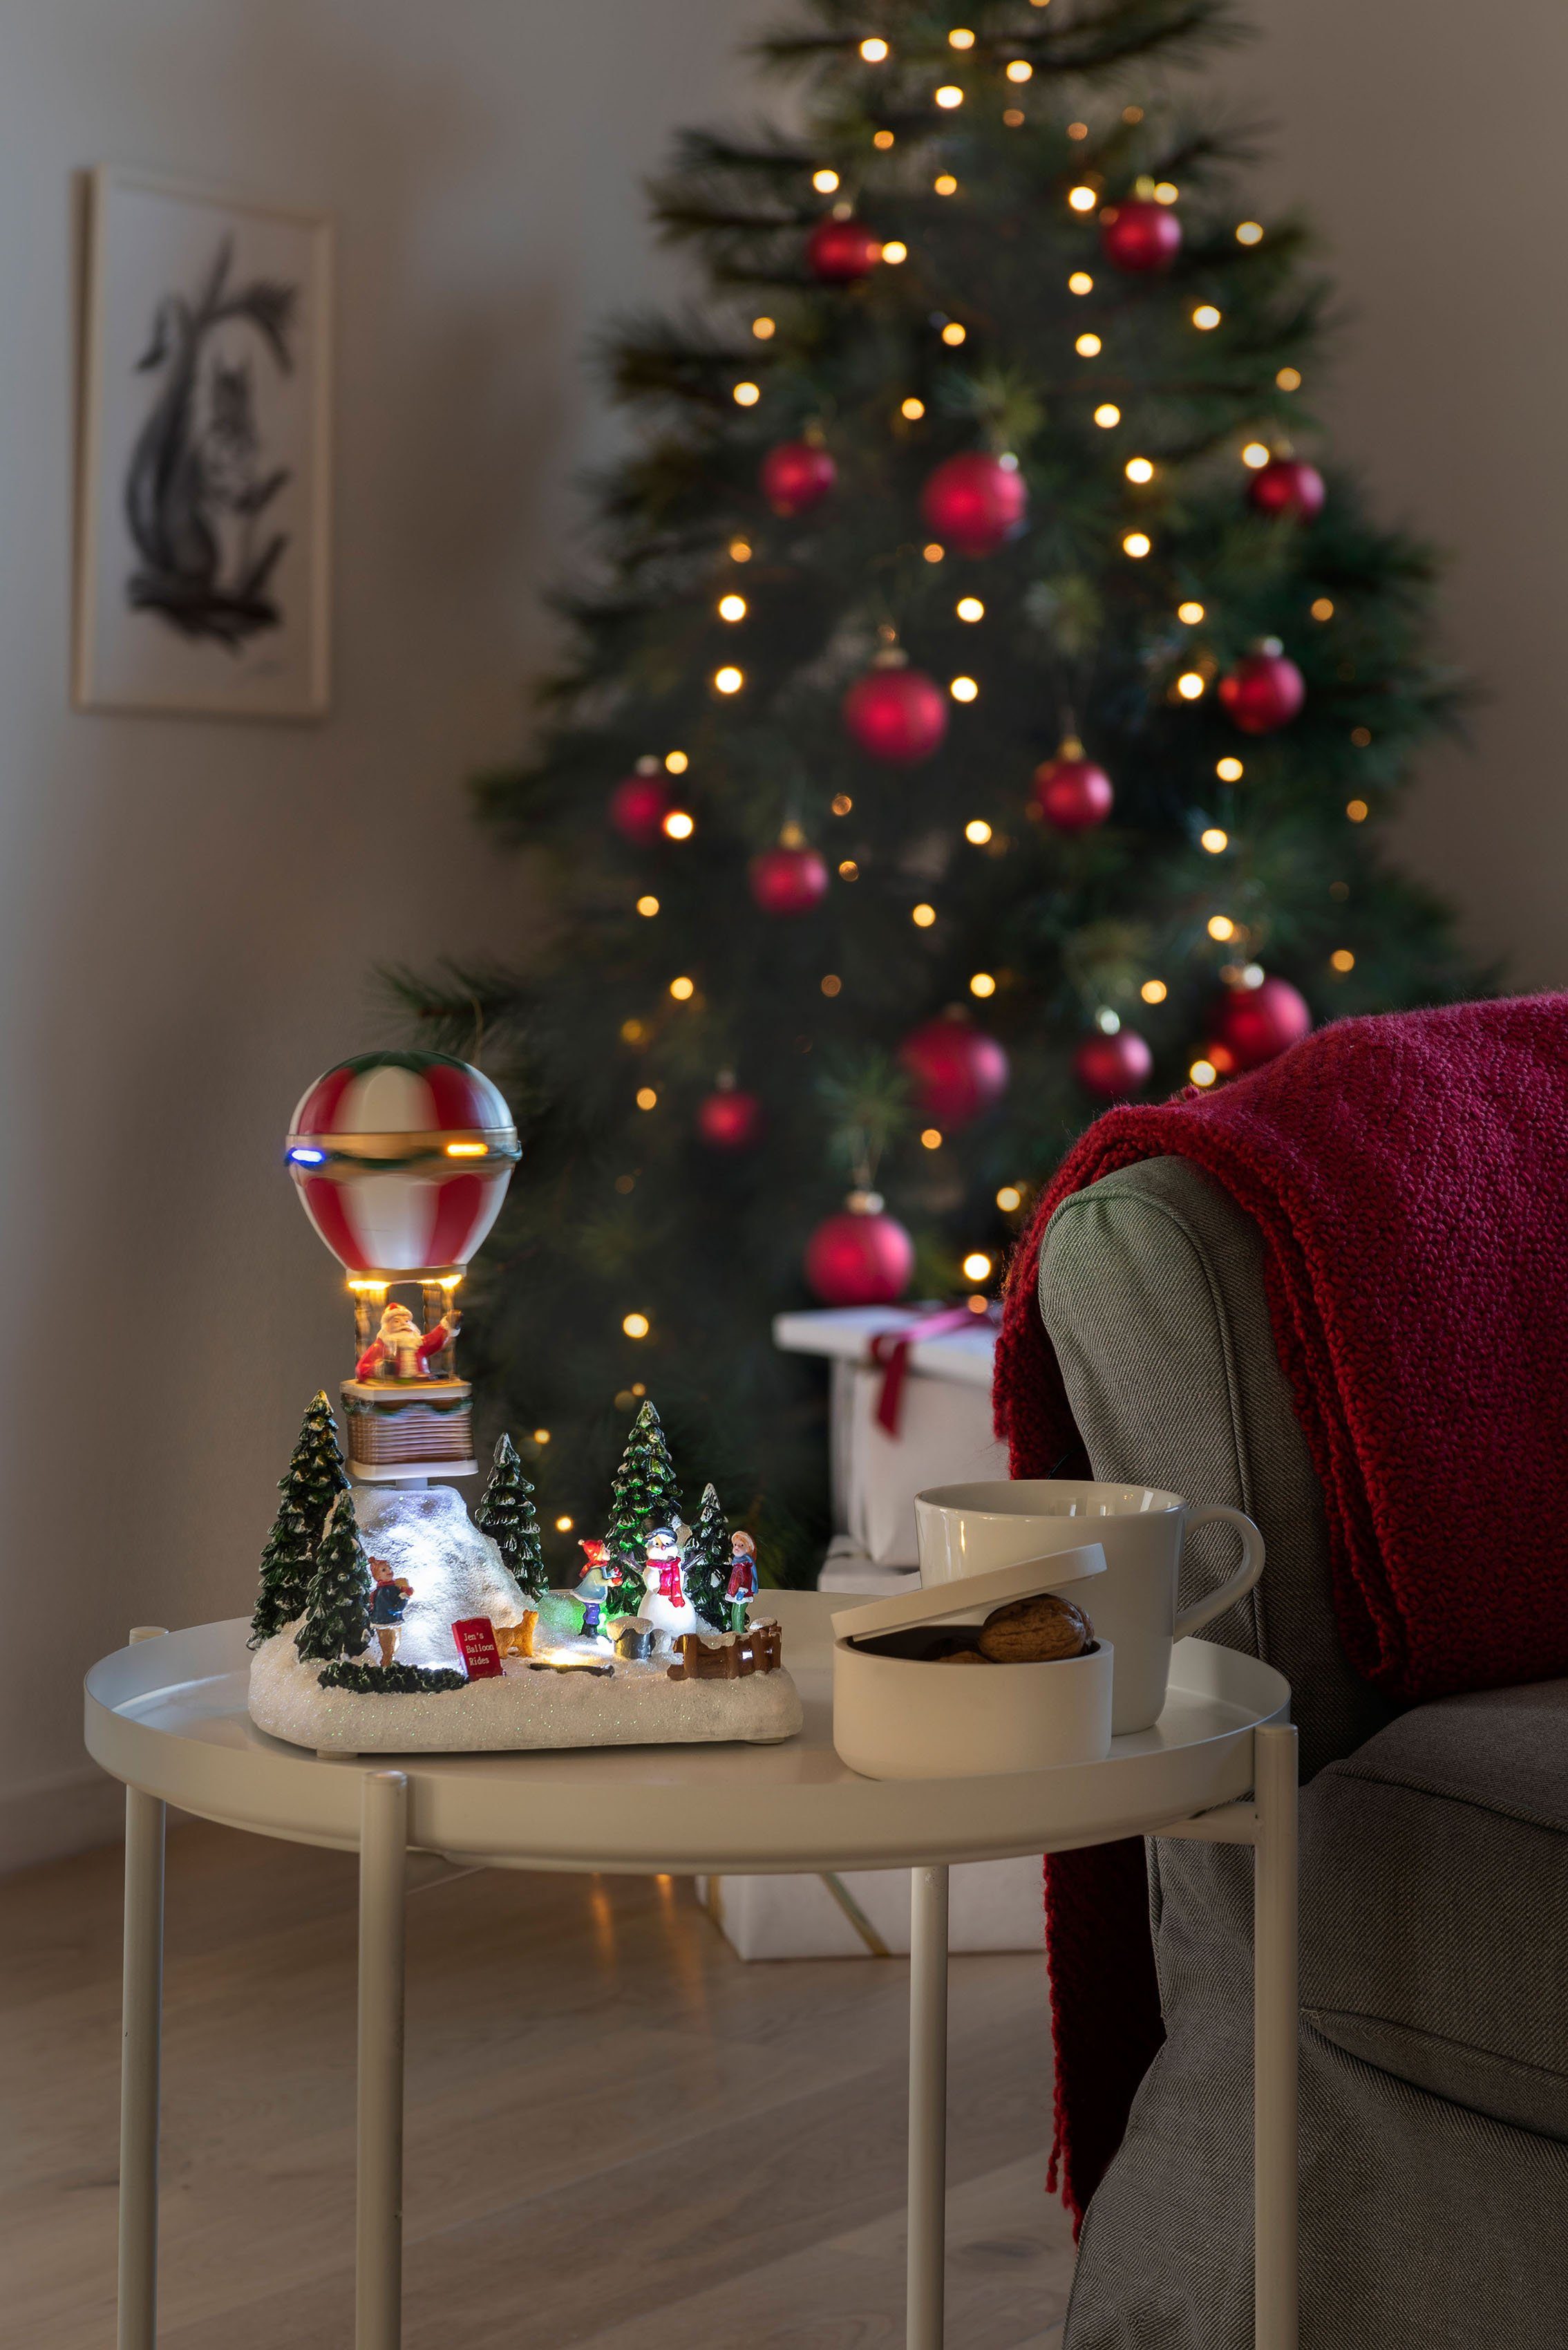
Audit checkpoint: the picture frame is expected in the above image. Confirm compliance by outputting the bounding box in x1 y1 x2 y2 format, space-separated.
74 168 332 720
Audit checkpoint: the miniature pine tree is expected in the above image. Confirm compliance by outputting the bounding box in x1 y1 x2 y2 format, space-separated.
607 1400 682 1564
295 1489 373 1664
285 1390 351 1552
249 1498 313 1647
686 1482 732 1632
475 1432 548 1601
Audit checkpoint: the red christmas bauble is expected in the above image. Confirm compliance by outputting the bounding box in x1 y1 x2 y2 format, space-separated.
804 1201 915 1305
750 842 829 915
761 440 837 516
1073 1029 1153 1100
1218 648 1305 735
1248 458 1325 522
842 664 949 764
1033 742 1114 834
1213 975 1312 1069
898 1016 1010 1127
806 216 881 282
610 773 670 843
918 452 1028 557
1099 200 1182 274
697 1087 763 1149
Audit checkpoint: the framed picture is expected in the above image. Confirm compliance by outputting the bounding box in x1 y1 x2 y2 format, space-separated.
74 169 332 720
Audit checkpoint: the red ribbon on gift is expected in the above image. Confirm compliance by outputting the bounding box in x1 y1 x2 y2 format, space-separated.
869 1301 1001 1436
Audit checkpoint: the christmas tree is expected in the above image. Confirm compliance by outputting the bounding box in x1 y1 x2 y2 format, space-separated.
607 1400 683 1569
475 1431 549 1600
249 1498 313 1647
295 1489 373 1665
405 0 1473 1577
285 1391 351 1553
686 1481 733 1631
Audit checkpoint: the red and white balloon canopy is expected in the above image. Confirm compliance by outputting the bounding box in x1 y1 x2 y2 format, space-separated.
286 1052 520 1279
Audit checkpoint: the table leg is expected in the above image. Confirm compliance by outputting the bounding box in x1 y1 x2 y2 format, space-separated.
907 1863 950 2350
357 1771 408 2350
118 1782 166 2350
1253 1724 1299 2350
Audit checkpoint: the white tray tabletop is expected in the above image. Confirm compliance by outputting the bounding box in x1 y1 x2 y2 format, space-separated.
84 1591 1290 1877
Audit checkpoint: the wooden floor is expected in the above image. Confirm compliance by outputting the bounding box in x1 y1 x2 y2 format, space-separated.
3 1821 1073 2348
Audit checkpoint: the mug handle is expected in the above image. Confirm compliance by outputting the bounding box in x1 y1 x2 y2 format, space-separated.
1173 1504 1265 1640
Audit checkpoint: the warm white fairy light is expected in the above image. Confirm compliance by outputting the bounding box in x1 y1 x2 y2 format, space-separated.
1189 1060 1218 1087
1068 274 1094 299
750 318 775 343
733 382 761 406
665 749 688 773
1347 798 1369 822
813 168 840 193
1312 597 1334 621
956 596 985 621
935 83 965 106
1236 220 1264 245
669 975 695 1000
619 1018 644 1044
873 127 896 149
838 858 858 879
1276 366 1302 391
1125 455 1155 482
1068 185 1098 212
962 1250 993 1281
533 1428 551 1444
1140 978 1167 1004
714 666 744 693
902 395 926 419
1003 106 1025 126
636 894 659 917
1242 441 1271 469
923 541 945 561
1122 532 1151 558
663 809 695 838
1201 827 1229 853
622 1313 650 1338
912 901 937 926
821 972 842 996
950 675 979 701
1006 58 1033 81
1192 305 1222 331
1154 181 1179 205
860 36 889 61
941 321 967 346
1076 330 1102 357
555 1514 574 1532
965 818 992 842
728 539 751 563
635 1087 658 1111
996 1184 1023 1211
1177 599 1205 623
1207 914 1236 941
970 971 996 997
831 791 853 814
1216 755 1244 781
921 1127 943 1149
882 239 908 263
1094 402 1121 428
1330 949 1356 972
934 173 959 196
718 593 747 621
948 27 975 48
1176 671 1205 699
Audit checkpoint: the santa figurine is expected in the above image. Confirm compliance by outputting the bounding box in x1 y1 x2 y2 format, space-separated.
726 1531 759 1633
638 1525 698 1639
355 1300 453 1382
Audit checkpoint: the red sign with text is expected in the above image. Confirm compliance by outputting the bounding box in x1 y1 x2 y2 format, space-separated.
452 1617 503 1679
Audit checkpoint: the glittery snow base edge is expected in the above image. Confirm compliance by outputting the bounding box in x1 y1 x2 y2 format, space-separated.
247 1630 804 1753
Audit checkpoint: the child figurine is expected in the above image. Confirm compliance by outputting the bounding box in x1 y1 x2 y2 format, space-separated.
368 1556 414 1665
726 1531 759 1632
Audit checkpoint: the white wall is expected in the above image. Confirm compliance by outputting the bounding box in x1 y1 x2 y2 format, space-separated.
0 0 759 1867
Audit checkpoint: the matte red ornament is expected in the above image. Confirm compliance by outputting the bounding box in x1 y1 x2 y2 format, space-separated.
898 1015 1010 1127
610 772 671 843
804 1199 915 1305
1213 975 1312 1069
1073 1028 1153 1100
918 452 1028 557
697 1087 763 1149
1248 458 1325 521
842 664 949 764
1218 648 1305 735
806 216 882 282
1099 200 1182 274
761 440 838 516
750 840 829 915
1032 739 1113 834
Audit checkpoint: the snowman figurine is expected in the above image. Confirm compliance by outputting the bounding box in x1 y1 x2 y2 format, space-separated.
638 1525 699 1642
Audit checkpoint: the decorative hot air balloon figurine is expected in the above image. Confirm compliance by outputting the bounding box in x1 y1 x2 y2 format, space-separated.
285 1051 521 1481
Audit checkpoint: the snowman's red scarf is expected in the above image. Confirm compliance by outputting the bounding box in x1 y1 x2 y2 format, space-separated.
992 995 1568 2228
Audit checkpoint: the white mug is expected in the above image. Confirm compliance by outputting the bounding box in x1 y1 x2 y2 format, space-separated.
914 1480 1264 1735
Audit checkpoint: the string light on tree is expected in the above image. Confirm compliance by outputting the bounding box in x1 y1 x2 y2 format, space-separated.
1094 403 1122 428
1276 366 1303 391
1330 949 1356 973
668 975 695 1000
1006 59 1033 81
1189 1059 1218 1087
970 970 996 997
1208 914 1236 941
1068 270 1094 293
961 1252 992 1283
1068 185 1099 213
934 174 959 196
636 1087 658 1110
1122 531 1151 558
956 596 984 621
713 666 744 694
1176 671 1206 699
636 894 659 917
934 84 965 107
859 35 889 60
901 397 925 420
1242 442 1271 469
941 322 967 346
813 168 840 193
1178 599 1205 623
665 750 688 773
751 316 775 340
911 901 936 927
882 238 907 263
1217 756 1245 782
1200 827 1229 853
1126 456 1155 483
1312 597 1335 621
1236 220 1264 245
663 809 695 838
873 129 896 148
1141 978 1168 1004
1347 798 1369 822
1076 331 1102 357
950 675 979 702
733 382 760 406
1192 305 1222 330
965 818 992 843
718 593 746 621
996 1185 1022 1211
622 1313 650 1338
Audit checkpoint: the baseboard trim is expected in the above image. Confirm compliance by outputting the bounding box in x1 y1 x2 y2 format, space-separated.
0 1762 128 1874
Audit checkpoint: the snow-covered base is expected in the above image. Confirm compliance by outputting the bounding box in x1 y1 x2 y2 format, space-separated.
249 1626 802 1754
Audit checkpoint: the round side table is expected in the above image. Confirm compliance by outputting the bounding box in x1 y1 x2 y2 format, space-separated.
86 1589 1298 2350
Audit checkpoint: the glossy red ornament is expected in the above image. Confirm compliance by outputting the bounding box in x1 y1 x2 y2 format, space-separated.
842 664 949 764
609 772 671 843
1249 458 1325 522
1032 740 1113 834
1073 1028 1153 1100
761 440 838 516
898 1016 1010 1128
697 1086 764 1149
918 452 1028 557
750 840 829 915
804 1198 915 1305
1218 648 1305 735
806 216 882 282
1213 975 1312 1069
1099 200 1182 274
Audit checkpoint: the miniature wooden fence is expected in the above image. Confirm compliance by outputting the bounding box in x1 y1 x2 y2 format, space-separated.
667 1620 782 1682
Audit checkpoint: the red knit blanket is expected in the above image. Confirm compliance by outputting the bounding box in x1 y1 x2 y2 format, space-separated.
994 993 1568 2224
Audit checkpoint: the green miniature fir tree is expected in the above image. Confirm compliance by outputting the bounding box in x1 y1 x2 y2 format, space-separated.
475 1431 549 1600
286 1390 351 1552
607 1400 683 1564
295 1489 373 1665
249 1498 313 1648
685 1482 733 1632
